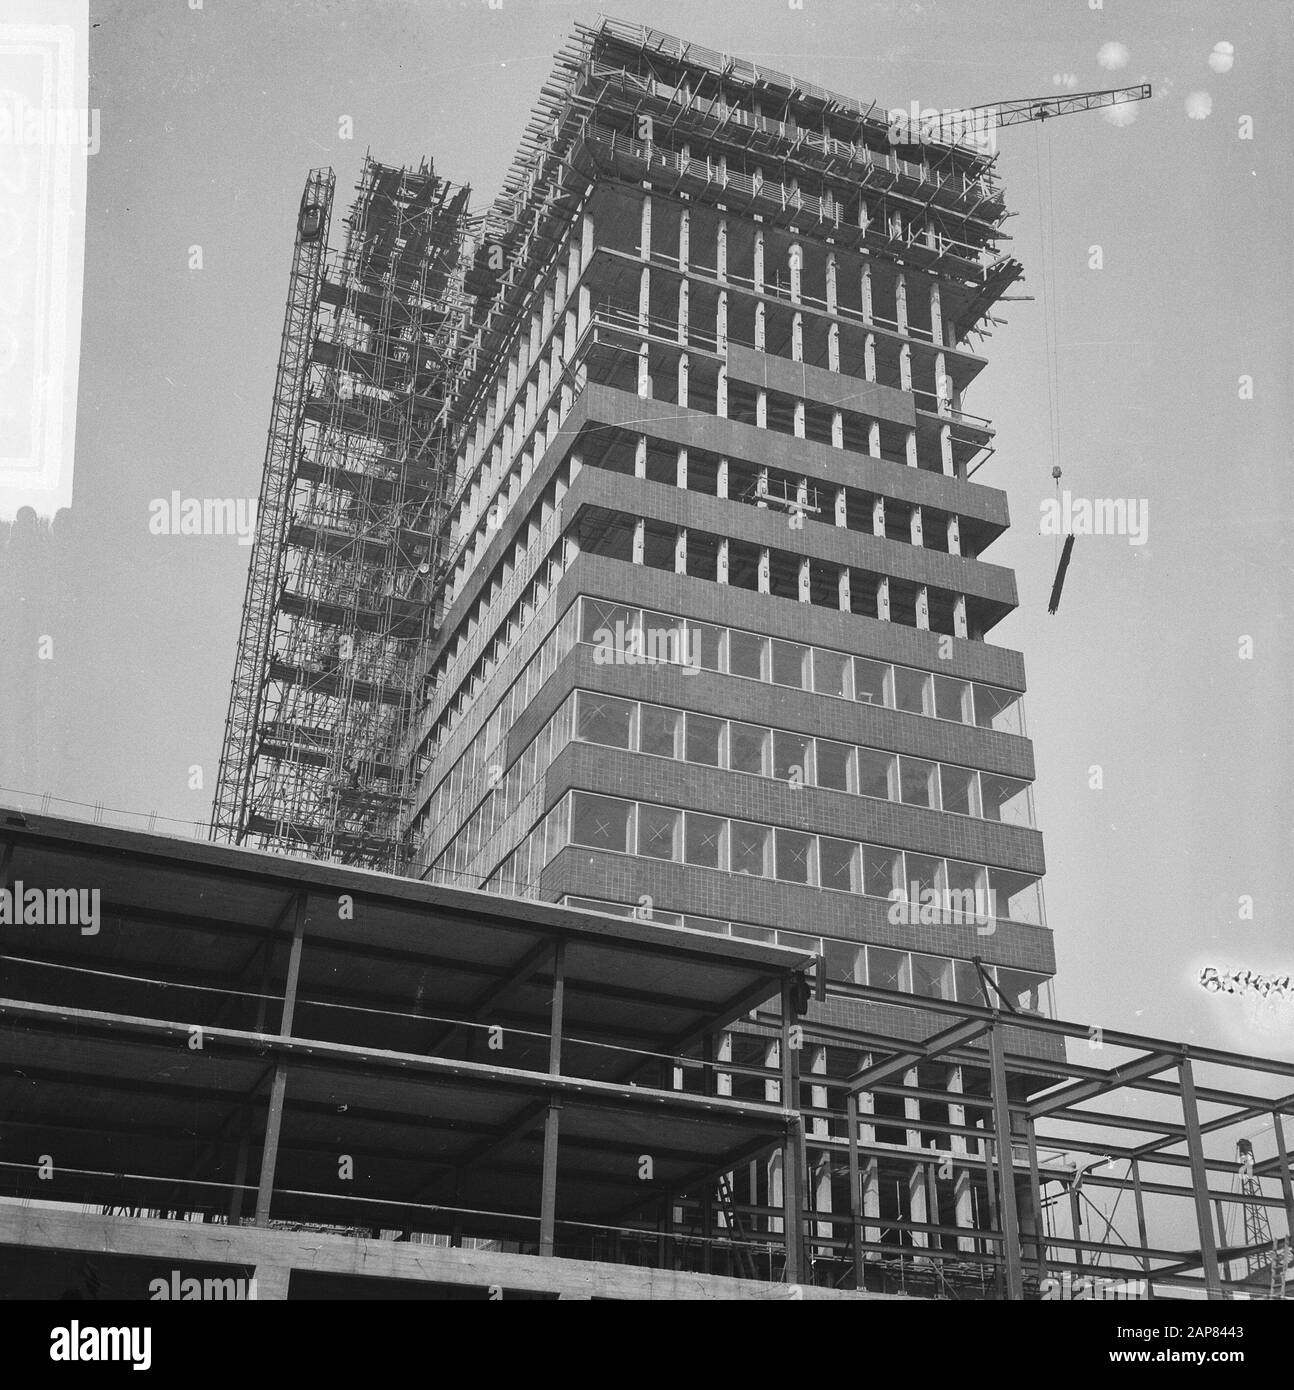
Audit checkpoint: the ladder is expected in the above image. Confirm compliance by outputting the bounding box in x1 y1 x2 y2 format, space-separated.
716 1173 760 1280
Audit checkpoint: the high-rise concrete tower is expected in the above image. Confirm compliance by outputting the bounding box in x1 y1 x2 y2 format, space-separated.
404 19 1060 1247
414 20 1052 1025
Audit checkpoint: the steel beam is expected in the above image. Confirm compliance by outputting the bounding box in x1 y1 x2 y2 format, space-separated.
1178 1058 1223 1299
539 1099 562 1257
1029 1052 1176 1120
988 1021 1024 1299
848 1017 990 1093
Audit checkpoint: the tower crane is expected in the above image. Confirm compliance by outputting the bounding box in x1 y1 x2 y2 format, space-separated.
894 82 1154 614
890 84 1153 146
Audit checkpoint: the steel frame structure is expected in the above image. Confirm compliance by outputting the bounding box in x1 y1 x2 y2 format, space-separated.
768 982 1294 1300
212 158 472 871
3 809 1292 1298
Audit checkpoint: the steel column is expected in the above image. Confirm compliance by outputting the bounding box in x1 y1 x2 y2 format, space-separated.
1178 1058 1223 1299
988 1020 1025 1299
253 893 308 1227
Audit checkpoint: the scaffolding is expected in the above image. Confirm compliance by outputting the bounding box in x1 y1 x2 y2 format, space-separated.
211 157 472 871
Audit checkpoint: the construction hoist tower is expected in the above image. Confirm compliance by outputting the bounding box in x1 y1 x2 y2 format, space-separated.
211 156 472 871
1233 1138 1291 1298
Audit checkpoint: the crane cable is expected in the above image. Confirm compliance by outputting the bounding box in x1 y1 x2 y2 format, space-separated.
1035 122 1064 565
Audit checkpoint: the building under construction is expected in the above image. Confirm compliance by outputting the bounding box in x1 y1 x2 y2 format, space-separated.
142 18 1294 1297
211 158 471 872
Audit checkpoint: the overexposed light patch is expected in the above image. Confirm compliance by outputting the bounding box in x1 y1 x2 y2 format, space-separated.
1051 72 1077 89
1097 41 1129 71
1208 40 1235 74
1104 101 1140 128
1185 91 1213 120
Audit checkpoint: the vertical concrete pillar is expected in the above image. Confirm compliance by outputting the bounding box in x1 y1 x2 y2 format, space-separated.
577 284 592 335
837 567 851 612
756 466 769 506
632 517 645 565
855 1066 880 1253
947 515 961 555
916 585 930 630
935 351 949 413
858 197 870 237
754 300 766 351
930 281 943 346
863 332 876 382
634 436 647 479
810 1047 832 1243
791 311 803 362
861 262 873 322
640 193 652 259
753 228 765 292
905 428 918 468
947 1065 976 1253
678 207 690 272
896 272 908 335
758 548 771 593
566 237 581 304
541 287 555 340
877 576 891 621
677 279 689 343
827 322 840 372
756 390 767 429
251 1266 292 1300
910 506 923 547
675 528 687 575
953 595 968 639
581 209 595 265
940 423 954 475
717 537 729 584
831 410 844 448
637 343 651 399
677 353 689 407
834 487 847 527
825 252 838 313
788 242 802 301
716 290 728 352
716 458 729 499
716 218 728 280
904 1067 929 1250
793 400 805 438
716 1032 733 1096
798 556 811 602
638 264 651 332
899 343 912 393
716 366 728 417
872 497 885 537
676 448 688 489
